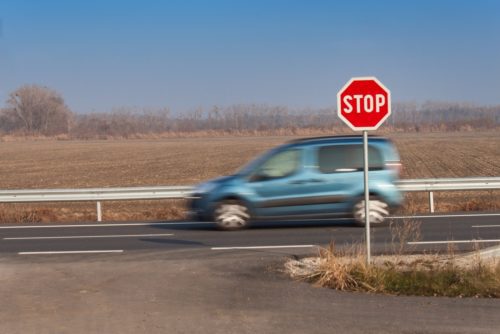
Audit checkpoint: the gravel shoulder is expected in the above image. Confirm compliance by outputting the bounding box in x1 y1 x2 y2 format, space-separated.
1 249 499 334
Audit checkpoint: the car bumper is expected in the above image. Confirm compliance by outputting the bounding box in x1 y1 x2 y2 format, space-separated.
186 194 210 221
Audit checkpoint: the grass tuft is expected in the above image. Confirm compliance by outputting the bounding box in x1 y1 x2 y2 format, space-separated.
286 220 500 297
288 243 500 298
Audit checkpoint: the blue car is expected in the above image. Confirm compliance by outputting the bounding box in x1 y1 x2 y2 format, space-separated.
188 135 403 230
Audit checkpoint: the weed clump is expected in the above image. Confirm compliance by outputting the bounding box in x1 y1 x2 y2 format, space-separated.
287 243 500 298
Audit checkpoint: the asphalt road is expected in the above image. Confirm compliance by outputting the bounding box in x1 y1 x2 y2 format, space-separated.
1 212 499 333
0 212 499 255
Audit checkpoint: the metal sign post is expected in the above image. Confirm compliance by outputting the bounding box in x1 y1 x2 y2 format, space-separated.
363 130 371 264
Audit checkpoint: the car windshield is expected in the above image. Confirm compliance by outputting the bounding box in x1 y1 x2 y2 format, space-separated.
236 147 282 176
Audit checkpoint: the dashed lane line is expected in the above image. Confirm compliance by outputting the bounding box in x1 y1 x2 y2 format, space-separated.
391 213 500 219
18 250 124 255
408 239 500 245
212 245 317 250
4 233 174 240
0 222 212 229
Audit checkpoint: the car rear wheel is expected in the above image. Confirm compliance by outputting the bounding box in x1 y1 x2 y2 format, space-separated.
353 197 389 226
214 200 250 230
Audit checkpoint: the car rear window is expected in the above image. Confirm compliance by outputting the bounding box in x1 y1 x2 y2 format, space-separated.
317 145 384 173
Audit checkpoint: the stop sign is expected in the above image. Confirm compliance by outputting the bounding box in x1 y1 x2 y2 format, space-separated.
337 77 391 131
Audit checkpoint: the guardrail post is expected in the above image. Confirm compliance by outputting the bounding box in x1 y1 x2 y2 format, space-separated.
429 191 434 213
97 201 102 222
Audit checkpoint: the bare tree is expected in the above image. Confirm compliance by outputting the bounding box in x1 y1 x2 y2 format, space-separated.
1 84 72 135
1 87 499 138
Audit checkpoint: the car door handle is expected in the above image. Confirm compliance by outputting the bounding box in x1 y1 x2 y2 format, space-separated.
288 180 307 185
289 179 324 185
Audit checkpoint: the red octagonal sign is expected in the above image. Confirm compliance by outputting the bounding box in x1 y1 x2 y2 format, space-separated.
337 77 391 131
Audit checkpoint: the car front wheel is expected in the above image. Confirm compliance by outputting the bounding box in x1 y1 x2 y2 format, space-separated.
214 200 250 230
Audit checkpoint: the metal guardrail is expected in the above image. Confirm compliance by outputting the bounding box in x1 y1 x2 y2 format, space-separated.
0 186 192 222
0 177 498 221
396 177 500 213
0 186 193 202
396 177 500 192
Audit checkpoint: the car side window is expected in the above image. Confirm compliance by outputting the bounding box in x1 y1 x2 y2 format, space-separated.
317 145 384 173
250 149 300 181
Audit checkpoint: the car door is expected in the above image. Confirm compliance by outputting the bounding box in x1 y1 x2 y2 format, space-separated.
303 143 387 215
263 144 358 217
246 148 312 217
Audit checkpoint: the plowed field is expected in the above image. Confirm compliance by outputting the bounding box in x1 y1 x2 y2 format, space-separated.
0 131 498 223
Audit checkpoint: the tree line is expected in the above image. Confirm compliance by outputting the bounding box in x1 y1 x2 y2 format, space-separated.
1 84 499 138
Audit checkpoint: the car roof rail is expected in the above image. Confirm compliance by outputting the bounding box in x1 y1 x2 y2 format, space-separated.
288 134 387 144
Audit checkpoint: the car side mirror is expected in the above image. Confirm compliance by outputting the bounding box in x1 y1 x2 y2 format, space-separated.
249 170 271 182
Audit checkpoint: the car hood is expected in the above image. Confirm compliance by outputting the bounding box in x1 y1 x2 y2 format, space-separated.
210 175 238 184
194 175 238 193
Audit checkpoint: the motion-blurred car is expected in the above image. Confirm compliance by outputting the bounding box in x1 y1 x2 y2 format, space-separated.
188 135 403 230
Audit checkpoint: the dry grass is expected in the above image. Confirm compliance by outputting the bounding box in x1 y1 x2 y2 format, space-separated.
388 219 422 255
0 130 498 223
286 220 500 297
286 242 500 297
311 247 500 298
0 200 186 224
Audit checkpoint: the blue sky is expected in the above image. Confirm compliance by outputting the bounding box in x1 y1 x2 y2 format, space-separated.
0 0 499 113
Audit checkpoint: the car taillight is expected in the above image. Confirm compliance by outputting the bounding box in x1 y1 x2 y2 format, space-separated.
385 161 402 176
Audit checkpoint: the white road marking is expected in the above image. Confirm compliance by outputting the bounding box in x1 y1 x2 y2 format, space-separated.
391 213 500 219
472 225 500 228
212 245 316 250
18 250 124 255
0 222 211 229
408 239 500 245
4 233 174 240
469 247 500 256
0 212 497 230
